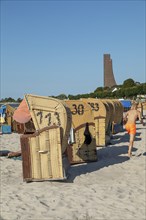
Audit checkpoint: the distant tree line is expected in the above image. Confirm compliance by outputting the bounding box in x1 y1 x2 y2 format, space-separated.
0 97 23 103
0 78 146 103
56 79 146 100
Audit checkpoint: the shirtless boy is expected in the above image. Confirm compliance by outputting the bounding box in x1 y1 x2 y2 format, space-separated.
123 103 143 158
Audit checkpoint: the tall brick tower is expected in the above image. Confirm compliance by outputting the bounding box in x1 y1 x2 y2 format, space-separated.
104 54 117 88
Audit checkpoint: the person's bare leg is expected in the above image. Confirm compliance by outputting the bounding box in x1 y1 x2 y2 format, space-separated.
128 134 135 157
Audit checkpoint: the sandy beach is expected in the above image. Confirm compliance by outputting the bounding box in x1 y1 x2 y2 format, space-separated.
0 120 146 220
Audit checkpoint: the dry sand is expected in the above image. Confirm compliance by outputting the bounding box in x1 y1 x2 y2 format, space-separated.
0 120 146 220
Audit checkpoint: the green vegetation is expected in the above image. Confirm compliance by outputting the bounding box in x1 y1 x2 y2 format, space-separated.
122 78 136 88
0 97 23 103
0 79 146 102
68 79 146 100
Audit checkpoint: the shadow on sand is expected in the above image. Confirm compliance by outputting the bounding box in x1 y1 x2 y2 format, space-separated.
111 132 141 145
0 215 4 220
67 144 130 182
67 127 146 182
67 126 145 182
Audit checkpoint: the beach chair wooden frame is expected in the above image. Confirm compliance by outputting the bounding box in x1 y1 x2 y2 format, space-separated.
21 126 70 182
24 94 72 154
65 100 97 164
81 98 108 147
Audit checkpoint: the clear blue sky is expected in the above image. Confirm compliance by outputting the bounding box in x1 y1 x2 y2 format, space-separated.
1 0 145 100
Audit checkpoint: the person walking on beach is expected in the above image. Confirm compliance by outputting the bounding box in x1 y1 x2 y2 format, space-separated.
123 102 143 158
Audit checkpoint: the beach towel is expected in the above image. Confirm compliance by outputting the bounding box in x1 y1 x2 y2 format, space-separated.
13 99 31 123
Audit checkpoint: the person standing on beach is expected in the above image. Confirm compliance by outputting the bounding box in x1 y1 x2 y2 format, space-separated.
123 103 143 158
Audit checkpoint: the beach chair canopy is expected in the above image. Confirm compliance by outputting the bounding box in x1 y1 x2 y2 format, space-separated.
120 100 131 108
0 105 6 115
120 100 131 112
